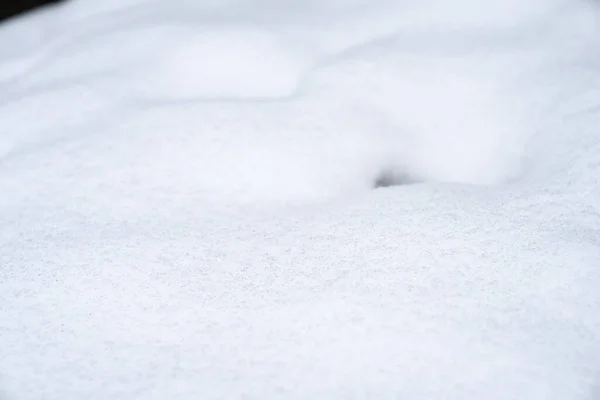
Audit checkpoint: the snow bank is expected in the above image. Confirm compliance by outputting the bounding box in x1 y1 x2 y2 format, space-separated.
1 0 600 399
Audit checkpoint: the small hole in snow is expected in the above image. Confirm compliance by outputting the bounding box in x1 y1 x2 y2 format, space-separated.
373 170 417 188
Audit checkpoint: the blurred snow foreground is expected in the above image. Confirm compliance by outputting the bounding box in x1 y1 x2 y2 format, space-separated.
1 0 600 398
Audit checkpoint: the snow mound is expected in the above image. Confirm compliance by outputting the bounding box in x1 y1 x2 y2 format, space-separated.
139 26 311 99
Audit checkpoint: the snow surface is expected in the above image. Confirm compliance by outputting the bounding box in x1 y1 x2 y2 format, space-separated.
1 0 600 399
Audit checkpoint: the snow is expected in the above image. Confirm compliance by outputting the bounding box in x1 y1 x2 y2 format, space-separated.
1 0 600 399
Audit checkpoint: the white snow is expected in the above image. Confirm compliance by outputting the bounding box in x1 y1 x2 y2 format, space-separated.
1 0 600 399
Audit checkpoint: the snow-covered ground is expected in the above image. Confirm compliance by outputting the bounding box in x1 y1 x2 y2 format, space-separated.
1 0 600 399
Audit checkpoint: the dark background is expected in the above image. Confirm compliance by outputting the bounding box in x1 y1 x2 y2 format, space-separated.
0 0 65 23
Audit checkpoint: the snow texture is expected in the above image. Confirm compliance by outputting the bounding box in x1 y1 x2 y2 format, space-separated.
1 0 600 399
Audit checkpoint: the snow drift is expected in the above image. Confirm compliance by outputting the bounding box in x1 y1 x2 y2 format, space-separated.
1 0 600 399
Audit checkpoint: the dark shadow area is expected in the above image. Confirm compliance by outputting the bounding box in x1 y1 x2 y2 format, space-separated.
373 169 418 188
0 0 66 23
